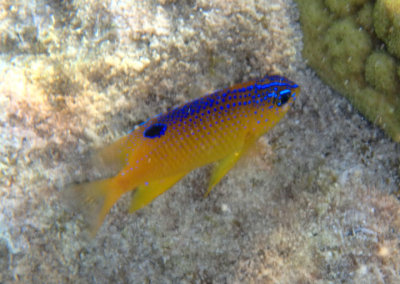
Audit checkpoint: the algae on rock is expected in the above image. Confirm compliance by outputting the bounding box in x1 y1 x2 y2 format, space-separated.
295 0 400 142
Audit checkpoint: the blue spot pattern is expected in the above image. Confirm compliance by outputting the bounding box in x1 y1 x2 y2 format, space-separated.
144 75 298 128
119 74 299 177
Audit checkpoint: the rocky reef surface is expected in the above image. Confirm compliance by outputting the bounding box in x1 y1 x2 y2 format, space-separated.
0 0 399 282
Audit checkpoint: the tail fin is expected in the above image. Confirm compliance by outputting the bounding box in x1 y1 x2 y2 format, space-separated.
63 178 123 236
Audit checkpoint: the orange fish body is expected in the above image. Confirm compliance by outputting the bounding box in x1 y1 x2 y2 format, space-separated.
67 75 300 233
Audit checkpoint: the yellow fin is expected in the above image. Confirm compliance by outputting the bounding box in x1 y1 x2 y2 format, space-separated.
93 136 129 172
129 172 188 213
205 132 258 196
205 151 243 197
63 177 123 236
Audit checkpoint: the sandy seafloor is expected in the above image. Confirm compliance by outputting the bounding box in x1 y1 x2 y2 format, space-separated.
0 0 399 283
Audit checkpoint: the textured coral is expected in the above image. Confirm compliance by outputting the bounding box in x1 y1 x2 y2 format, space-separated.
374 0 400 58
296 0 400 142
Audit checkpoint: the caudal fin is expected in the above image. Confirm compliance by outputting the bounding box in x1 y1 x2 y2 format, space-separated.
62 178 123 236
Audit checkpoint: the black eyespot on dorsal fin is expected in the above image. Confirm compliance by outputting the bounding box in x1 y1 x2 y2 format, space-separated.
144 123 167 138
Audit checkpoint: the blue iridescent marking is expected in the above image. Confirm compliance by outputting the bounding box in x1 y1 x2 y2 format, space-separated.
255 82 296 91
279 89 291 96
138 118 150 126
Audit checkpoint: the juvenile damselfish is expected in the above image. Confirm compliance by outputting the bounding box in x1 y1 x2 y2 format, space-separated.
67 75 299 233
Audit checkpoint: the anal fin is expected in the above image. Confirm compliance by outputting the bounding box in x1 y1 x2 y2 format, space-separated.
129 172 188 213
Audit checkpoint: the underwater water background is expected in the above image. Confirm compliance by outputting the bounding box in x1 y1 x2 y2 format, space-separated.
0 0 399 283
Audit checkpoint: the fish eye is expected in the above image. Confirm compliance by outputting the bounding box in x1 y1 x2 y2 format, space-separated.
275 89 291 106
279 92 290 105
144 123 167 138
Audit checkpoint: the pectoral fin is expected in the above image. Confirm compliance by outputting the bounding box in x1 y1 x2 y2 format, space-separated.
205 151 243 197
129 172 188 213
205 132 259 196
